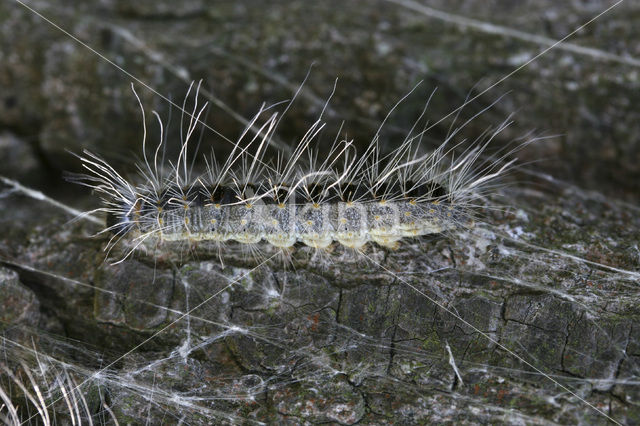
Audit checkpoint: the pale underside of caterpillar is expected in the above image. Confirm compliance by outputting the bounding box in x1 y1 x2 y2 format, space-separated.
74 82 516 260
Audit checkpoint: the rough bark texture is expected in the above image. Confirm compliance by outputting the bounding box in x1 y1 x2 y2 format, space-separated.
1 0 639 424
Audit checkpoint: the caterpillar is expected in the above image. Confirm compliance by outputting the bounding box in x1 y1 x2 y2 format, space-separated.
73 81 518 263
3 1 634 424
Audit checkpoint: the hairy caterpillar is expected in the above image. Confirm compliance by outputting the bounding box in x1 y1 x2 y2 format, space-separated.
2 1 636 424
73 81 517 263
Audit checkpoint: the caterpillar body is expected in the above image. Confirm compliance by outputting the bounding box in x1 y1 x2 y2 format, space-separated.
75 82 515 261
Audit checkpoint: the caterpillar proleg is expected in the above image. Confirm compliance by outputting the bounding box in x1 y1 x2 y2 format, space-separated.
73 81 518 263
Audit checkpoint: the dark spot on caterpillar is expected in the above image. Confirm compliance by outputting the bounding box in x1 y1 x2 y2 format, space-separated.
405 181 448 200
106 211 132 235
262 187 286 204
